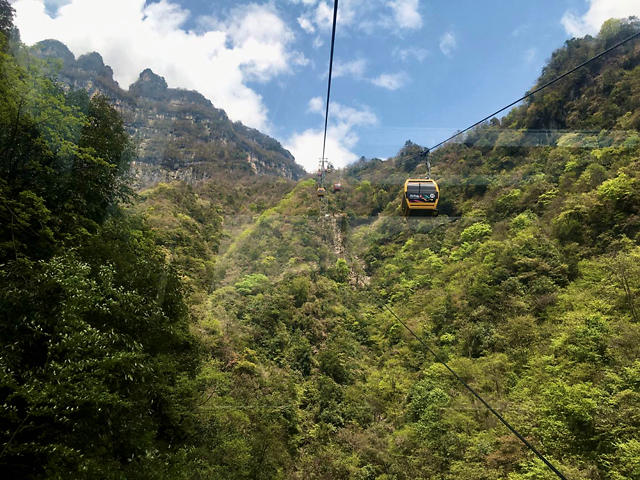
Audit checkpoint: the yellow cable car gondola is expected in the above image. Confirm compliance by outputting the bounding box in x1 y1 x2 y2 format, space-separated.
402 178 439 217
317 187 326 197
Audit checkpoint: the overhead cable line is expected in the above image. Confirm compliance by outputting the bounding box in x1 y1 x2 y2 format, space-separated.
380 303 568 480
316 0 339 215
429 29 640 152
322 0 340 164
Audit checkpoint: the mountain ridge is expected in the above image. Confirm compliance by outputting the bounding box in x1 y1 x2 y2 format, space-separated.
4 6 640 478
31 39 306 186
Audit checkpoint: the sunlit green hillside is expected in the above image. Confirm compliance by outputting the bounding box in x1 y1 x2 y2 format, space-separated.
2 2 640 477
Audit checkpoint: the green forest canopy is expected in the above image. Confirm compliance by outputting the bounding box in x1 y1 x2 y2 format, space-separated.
1 4 640 478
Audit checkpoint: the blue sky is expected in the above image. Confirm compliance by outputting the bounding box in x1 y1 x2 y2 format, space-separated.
11 0 640 170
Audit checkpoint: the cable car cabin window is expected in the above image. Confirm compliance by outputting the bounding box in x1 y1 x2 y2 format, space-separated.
406 182 438 203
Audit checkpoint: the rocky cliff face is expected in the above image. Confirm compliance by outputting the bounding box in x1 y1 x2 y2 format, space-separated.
31 40 305 187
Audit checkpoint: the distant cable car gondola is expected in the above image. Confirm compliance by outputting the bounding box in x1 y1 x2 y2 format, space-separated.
402 178 439 217
333 183 342 192
317 187 326 197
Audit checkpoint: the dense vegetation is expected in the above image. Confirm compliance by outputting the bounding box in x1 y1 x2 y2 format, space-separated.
2 3 640 478
0 5 202 478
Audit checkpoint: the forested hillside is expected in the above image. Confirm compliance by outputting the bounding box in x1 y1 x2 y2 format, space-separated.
2 0 640 477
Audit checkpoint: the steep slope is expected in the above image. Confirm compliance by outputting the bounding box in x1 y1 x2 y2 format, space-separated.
5 4 640 478
146 17 640 480
0 24 203 478
31 39 305 186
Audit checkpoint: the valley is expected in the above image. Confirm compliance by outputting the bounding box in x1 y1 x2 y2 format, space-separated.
1 3 640 478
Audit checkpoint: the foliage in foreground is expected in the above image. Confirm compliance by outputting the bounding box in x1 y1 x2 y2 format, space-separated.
0 13 201 477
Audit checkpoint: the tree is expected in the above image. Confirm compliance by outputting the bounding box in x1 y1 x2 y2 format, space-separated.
0 0 13 40
0 38 201 479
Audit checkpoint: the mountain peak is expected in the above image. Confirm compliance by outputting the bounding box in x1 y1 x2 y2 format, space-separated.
31 39 75 65
129 69 168 99
29 39 305 181
139 68 167 85
76 51 104 69
75 52 114 80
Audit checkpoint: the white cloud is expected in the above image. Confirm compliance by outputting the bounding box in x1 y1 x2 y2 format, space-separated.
512 25 529 37
308 96 324 114
331 58 368 79
12 0 308 132
561 0 640 37
314 1 335 30
386 0 422 30
395 46 429 62
370 72 408 90
297 15 315 34
286 98 378 171
297 0 422 35
524 47 537 65
439 31 457 57
335 0 359 28
320 56 409 91
323 59 408 91
290 51 311 67
332 102 378 126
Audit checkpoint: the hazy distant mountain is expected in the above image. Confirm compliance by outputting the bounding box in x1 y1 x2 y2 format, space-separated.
31 39 306 187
